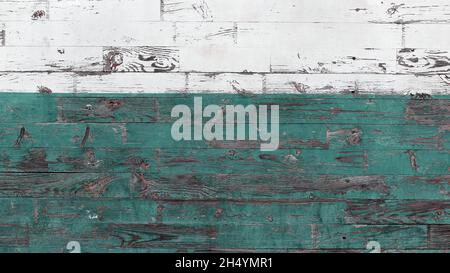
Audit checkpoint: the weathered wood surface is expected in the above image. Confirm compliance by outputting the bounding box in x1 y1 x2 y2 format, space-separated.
160 0 450 24
0 93 448 252
1 94 449 125
0 0 450 253
1 73 450 94
4 47 450 74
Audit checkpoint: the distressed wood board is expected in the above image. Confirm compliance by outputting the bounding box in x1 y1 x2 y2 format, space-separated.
0 0 449 253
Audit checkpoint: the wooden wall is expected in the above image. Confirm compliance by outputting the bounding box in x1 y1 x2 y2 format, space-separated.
0 0 449 252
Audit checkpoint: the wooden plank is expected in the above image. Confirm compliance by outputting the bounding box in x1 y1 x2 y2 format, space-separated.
162 0 450 24
0 47 103 72
0 197 445 251
0 147 448 175
0 123 447 151
271 48 397 74
48 0 160 22
16 198 450 226
0 171 447 200
161 0 395 23
0 94 448 126
265 74 450 94
4 21 175 46
0 1 48 21
2 73 450 94
26 223 434 252
5 46 450 75
237 23 402 49
55 95 450 125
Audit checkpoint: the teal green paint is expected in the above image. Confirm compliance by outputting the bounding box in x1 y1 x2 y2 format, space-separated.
0 93 448 252
0 147 448 175
0 123 448 150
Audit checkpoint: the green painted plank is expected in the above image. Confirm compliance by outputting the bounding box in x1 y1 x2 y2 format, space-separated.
26 224 433 252
0 197 447 252
0 94 448 125
0 172 447 200
0 148 450 175
0 148 448 175
0 123 447 150
1 198 447 227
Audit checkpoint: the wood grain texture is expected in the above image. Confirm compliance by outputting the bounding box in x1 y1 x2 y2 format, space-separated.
161 0 450 24
103 46 180 73
1 0 450 253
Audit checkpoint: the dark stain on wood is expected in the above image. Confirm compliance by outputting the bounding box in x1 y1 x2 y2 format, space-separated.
14 127 27 147
428 225 450 249
406 150 419 171
405 99 449 125
37 86 52 94
103 47 179 73
398 49 450 74
18 148 49 172
31 10 46 20
80 126 91 148
82 177 114 198
0 30 5 46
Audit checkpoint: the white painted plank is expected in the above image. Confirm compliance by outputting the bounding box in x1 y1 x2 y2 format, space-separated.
2 72 450 94
0 47 102 72
161 0 396 23
179 45 270 73
162 0 450 24
4 21 175 46
265 74 450 94
75 73 187 93
0 72 75 93
175 22 236 46
405 24 450 49
49 0 160 21
271 48 397 74
0 1 48 21
237 23 402 49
